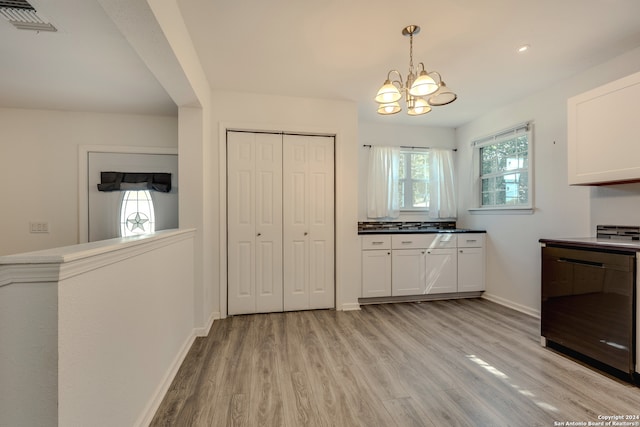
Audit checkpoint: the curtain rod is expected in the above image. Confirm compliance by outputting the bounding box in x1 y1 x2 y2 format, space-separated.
362 144 457 152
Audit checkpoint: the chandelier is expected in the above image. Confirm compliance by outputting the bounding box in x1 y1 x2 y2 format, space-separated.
375 25 457 116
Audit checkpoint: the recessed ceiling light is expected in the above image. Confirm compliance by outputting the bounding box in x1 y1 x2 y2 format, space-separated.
518 44 530 53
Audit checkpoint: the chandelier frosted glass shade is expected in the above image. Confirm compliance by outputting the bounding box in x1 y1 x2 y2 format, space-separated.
428 81 458 106
407 97 431 116
375 79 402 103
409 70 438 97
377 101 402 115
374 25 457 116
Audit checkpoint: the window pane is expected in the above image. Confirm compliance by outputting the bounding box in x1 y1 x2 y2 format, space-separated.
479 130 530 208
120 190 155 237
398 181 405 209
518 172 529 204
398 153 406 179
410 153 428 179
412 181 428 208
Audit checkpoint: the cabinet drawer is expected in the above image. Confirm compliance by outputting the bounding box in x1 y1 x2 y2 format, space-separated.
391 234 456 249
361 235 391 250
392 234 431 249
457 234 485 248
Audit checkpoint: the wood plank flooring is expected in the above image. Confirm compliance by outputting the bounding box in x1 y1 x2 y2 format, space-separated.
150 299 640 426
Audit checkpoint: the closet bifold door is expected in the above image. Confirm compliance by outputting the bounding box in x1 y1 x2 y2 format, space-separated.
283 134 335 311
227 131 283 315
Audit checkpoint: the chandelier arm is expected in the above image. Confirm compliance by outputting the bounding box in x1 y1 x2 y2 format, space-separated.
386 69 404 88
428 70 443 83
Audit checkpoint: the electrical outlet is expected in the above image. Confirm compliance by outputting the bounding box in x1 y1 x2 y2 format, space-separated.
29 221 49 233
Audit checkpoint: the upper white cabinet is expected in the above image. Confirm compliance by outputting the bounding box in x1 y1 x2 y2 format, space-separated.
568 71 640 185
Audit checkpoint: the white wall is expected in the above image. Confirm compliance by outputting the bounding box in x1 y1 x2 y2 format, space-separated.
456 46 640 316
0 108 178 256
358 122 456 221
211 90 361 313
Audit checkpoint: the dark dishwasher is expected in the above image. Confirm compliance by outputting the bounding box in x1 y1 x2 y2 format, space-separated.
541 244 635 376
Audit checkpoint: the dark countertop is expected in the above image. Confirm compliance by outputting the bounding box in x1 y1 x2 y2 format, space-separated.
359 228 486 235
539 237 640 252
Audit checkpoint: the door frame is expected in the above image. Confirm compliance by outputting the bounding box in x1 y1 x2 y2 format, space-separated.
221 125 337 317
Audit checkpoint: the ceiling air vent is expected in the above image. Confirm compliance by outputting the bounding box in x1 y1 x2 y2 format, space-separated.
0 0 56 32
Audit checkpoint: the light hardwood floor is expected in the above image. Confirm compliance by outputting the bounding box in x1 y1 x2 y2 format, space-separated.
151 299 640 426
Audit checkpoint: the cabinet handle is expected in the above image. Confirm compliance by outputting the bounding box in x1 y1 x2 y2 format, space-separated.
372 241 384 245
401 241 413 244
257 232 262 237
459 250 464 253
466 239 477 243
304 232 308 236
421 251 425 254
387 252 391 255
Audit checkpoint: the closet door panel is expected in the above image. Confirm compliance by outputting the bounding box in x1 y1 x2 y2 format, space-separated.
283 136 309 310
283 135 334 311
227 131 283 315
308 138 334 309
227 132 257 315
254 134 283 313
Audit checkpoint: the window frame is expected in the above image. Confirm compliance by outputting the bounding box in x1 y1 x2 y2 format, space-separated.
398 149 430 212
469 123 534 213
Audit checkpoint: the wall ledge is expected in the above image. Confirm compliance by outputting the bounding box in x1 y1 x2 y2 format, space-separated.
0 229 195 286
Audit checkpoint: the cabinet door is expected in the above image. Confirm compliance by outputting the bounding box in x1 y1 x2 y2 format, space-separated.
458 247 485 292
425 248 458 294
362 250 392 297
227 131 283 315
283 134 335 311
392 249 426 296
568 70 640 184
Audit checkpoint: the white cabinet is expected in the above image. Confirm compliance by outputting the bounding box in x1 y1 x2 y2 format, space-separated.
392 249 426 296
457 234 486 292
391 234 457 296
361 236 392 298
568 71 640 185
360 231 486 300
425 248 458 294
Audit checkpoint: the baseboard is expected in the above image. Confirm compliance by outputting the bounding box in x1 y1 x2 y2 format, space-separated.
135 331 196 427
340 302 361 311
194 311 220 337
481 292 540 318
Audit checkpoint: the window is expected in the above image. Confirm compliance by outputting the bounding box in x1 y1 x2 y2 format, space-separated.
120 190 156 237
474 123 532 209
398 150 429 210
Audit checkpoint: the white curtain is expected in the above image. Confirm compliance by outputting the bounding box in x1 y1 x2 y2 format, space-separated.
429 149 457 219
367 146 400 219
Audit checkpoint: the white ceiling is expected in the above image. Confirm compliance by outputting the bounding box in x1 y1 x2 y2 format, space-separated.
1 0 640 127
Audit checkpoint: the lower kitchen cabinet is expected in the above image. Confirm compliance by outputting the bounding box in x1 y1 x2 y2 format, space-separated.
360 232 486 299
457 234 486 293
361 249 392 297
361 235 392 297
392 249 426 296
425 248 458 294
